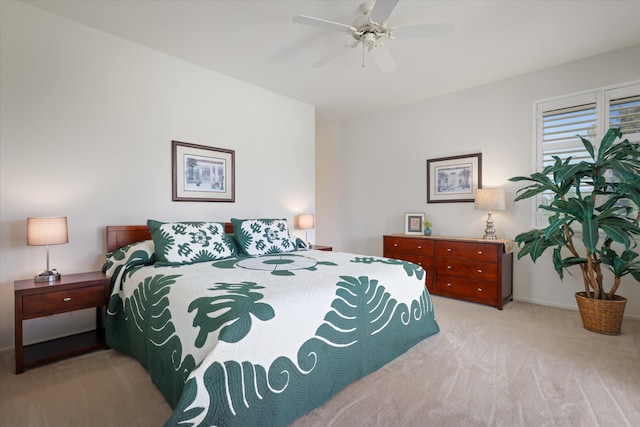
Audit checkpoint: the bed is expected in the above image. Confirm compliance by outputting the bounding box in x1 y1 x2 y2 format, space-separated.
104 220 440 426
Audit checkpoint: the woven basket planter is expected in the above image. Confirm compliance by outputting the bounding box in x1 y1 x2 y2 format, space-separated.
575 292 627 335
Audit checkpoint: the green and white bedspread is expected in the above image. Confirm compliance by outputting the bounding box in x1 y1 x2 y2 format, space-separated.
106 249 439 426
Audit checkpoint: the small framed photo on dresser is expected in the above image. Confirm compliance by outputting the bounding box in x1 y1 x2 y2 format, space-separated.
404 212 425 235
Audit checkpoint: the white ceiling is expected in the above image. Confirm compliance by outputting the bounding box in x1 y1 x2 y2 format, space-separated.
23 0 640 126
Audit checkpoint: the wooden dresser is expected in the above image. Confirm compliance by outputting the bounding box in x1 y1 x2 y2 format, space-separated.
383 234 513 310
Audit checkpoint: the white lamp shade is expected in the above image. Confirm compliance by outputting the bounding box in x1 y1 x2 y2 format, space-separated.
27 217 68 246
474 189 506 211
297 214 315 230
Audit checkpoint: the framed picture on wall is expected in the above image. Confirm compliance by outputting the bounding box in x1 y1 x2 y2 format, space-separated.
404 212 425 235
426 153 482 203
172 140 235 202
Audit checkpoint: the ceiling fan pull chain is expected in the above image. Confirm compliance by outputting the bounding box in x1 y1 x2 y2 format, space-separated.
362 41 365 68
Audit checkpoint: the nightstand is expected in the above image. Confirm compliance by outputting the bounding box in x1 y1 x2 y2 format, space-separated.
14 271 110 374
309 245 333 251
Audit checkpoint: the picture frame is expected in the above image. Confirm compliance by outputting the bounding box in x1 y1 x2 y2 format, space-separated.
172 140 235 202
404 212 425 235
426 153 482 203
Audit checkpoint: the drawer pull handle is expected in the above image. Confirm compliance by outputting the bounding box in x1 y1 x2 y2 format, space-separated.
447 265 452 269
478 251 483 255
446 283 452 287
446 248 452 252
477 288 483 292
477 269 483 273
417 245 422 249
393 243 398 247
63 297 72 302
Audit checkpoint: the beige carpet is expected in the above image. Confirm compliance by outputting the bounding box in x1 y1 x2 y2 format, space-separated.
1 296 639 427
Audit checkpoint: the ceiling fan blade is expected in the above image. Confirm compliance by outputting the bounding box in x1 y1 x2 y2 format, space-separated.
370 44 396 74
311 45 351 68
370 0 399 24
393 23 454 39
292 15 356 34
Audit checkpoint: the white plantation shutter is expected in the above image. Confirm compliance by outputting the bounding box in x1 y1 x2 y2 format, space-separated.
607 85 640 142
541 102 597 168
533 81 640 227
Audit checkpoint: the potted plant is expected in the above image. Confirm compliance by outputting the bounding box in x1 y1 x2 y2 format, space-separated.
423 220 432 236
509 128 640 334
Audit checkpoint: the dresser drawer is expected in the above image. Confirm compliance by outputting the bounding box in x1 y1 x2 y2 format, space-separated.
434 275 498 301
435 240 498 263
21 285 106 317
435 258 497 282
384 236 434 256
387 253 434 271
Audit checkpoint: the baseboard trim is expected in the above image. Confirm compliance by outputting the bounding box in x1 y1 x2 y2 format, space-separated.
515 297 640 321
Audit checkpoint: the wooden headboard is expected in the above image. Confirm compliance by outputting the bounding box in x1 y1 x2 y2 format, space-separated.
106 223 234 252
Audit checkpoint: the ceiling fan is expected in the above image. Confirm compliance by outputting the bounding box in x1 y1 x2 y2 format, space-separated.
292 0 453 73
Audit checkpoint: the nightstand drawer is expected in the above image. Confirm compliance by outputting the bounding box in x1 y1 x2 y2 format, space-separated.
22 285 106 317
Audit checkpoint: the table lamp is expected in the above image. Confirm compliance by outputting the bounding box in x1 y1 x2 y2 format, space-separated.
474 189 505 240
297 214 315 246
27 216 68 282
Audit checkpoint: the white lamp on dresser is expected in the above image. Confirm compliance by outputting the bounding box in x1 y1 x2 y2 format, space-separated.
474 188 506 240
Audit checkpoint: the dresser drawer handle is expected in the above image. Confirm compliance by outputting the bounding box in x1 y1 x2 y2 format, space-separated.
477 288 483 292
477 269 483 273
446 248 452 252
417 245 422 249
446 283 452 287
393 243 398 247
63 297 72 302
478 251 483 255
447 265 452 269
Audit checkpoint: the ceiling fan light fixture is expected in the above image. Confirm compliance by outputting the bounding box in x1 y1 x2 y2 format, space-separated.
292 0 453 72
364 32 377 48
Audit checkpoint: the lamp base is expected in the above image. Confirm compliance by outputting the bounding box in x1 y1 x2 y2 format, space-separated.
34 270 61 283
482 212 498 240
482 231 498 240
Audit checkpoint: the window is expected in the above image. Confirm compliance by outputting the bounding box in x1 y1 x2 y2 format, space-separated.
533 81 640 227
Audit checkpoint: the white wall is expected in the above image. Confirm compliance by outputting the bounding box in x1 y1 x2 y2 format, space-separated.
317 44 640 319
0 1 315 351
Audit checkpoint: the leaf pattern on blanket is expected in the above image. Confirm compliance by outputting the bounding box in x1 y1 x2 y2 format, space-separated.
351 256 425 280
166 276 436 427
317 275 400 343
188 282 275 346
106 274 198 407
102 241 155 289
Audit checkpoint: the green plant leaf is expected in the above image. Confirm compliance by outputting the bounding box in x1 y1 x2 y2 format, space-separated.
554 161 592 184
580 135 596 159
510 127 640 292
552 247 564 279
596 128 622 161
581 218 599 253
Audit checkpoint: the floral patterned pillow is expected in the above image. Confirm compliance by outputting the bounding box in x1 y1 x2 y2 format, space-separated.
147 220 237 265
231 218 296 255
